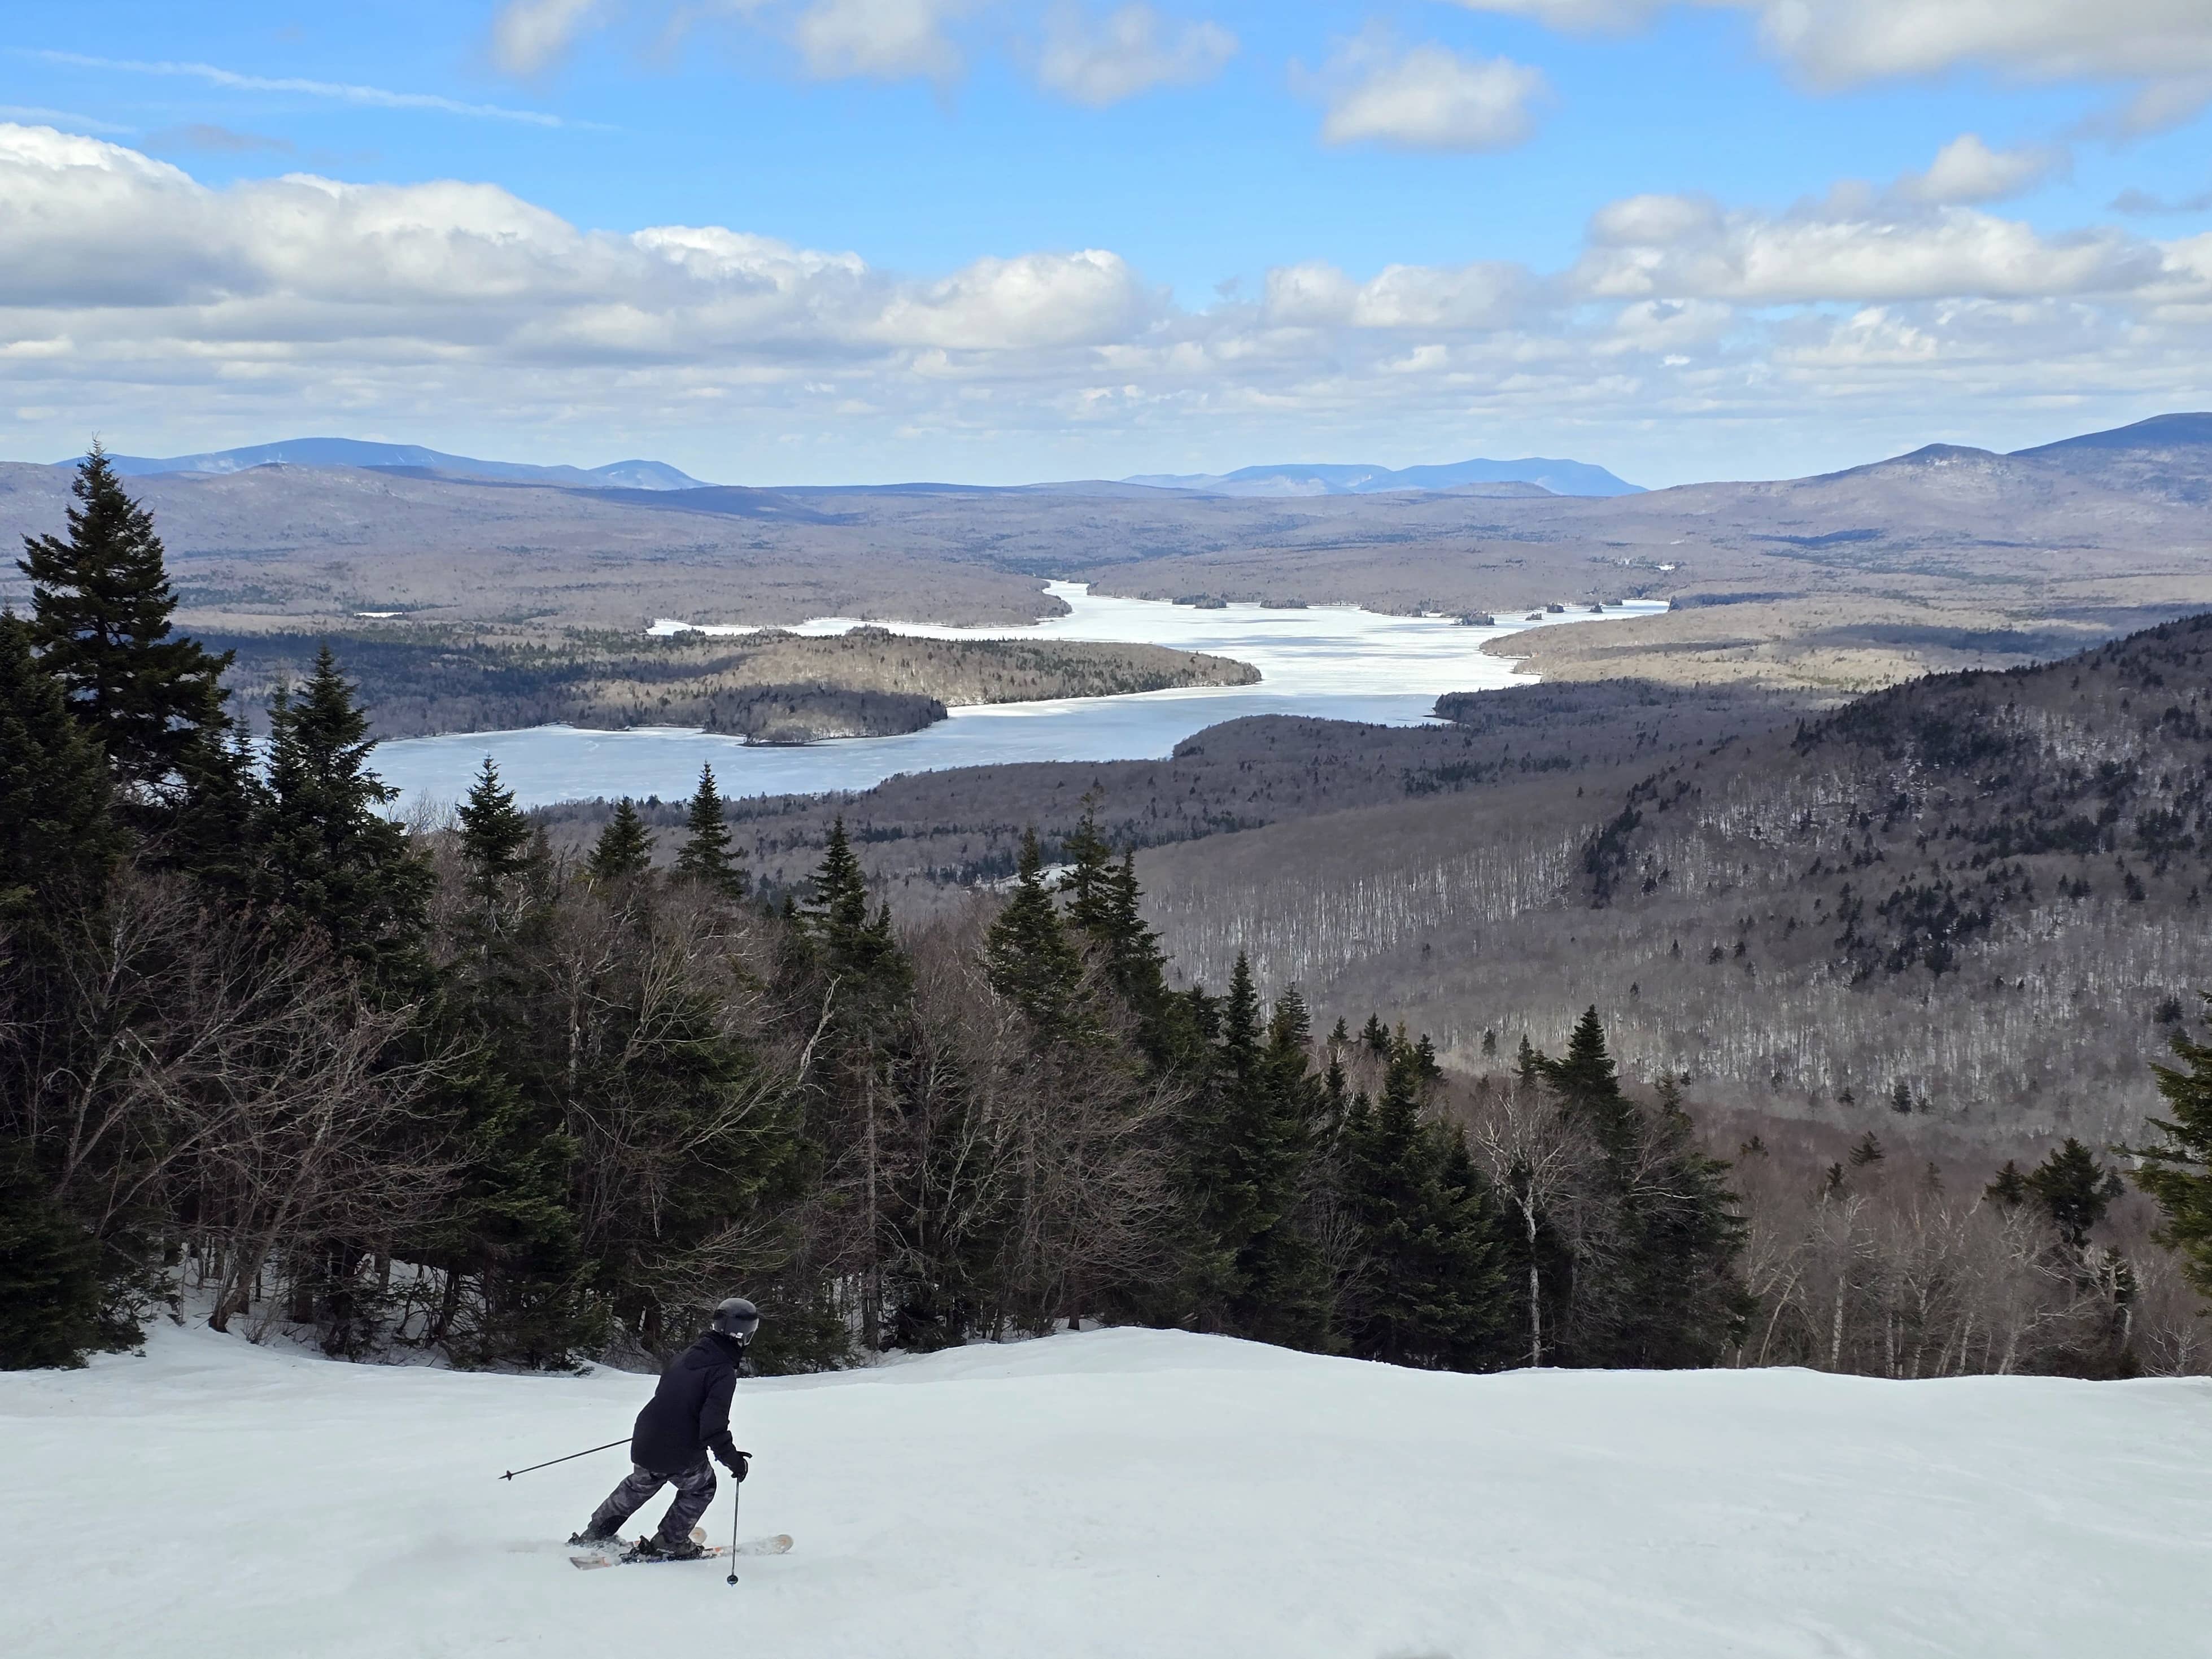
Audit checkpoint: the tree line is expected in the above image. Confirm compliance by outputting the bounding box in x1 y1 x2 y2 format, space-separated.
6 451 2211 1382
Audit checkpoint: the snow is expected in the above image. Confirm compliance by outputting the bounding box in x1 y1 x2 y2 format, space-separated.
373 584 1665 811
8 1320 2206 1658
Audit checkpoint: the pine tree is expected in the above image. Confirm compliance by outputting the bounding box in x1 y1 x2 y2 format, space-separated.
2027 1138 2123 1249
587 800 653 884
261 647 430 985
457 758 533 907
1361 1012 1390 1055
1848 1132 1885 1168
1985 1161 2029 1208
18 448 231 793
673 765 747 897
0 612 123 933
2133 1001 2212 1295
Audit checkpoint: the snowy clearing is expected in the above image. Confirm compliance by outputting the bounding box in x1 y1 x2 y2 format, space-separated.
7 1321 2208 1658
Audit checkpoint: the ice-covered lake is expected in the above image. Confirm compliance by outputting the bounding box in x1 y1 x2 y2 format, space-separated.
372 583 1663 811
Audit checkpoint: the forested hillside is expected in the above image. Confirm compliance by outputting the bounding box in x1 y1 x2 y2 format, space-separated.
541 678 1803 898
207 625 1258 743
1139 614 2212 1149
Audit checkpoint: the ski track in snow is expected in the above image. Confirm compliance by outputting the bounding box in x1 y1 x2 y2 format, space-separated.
6 1321 2209 1658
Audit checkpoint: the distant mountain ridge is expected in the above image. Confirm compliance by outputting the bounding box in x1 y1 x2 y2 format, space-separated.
88 438 710 492
1124 456 1645 499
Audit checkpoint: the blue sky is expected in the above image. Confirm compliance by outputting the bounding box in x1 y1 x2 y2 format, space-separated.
3 1 2210 485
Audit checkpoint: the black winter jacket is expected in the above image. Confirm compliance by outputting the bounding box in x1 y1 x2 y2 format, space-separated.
630 1331 744 1475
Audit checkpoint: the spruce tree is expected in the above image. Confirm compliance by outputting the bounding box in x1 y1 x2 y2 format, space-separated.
1339 1044 1503 1368
0 612 123 933
2027 1138 2123 1249
2133 1002 2212 1295
986 828 1081 1034
1059 791 1115 935
164 723 267 900
1188 956 1329 1343
0 1151 108 1370
803 818 908 993
18 447 231 793
457 758 533 907
587 800 654 884
673 765 747 897
1985 1161 2029 1208
261 647 430 986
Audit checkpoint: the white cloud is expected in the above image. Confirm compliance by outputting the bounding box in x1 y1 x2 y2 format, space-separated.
1573 190 2159 303
1449 1 2212 86
1306 36 1548 154
1265 260 1526 328
1895 134 2067 204
1034 5 1237 107
492 0 616 75
790 0 976 82
5 123 2211 482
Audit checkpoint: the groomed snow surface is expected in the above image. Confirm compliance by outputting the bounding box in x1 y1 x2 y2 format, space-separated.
7 1322 2207 1658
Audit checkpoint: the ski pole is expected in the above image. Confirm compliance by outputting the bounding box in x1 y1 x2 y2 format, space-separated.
725 1461 744 1586
498 1438 629 1481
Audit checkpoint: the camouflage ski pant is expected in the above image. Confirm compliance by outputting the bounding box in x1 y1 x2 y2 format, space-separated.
588 1459 717 1544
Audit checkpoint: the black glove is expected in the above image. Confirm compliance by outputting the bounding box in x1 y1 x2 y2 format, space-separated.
716 1447 750 1482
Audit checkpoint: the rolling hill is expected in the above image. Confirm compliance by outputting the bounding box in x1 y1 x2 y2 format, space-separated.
94 438 709 492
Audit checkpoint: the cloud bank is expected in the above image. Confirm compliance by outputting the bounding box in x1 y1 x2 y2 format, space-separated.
3 121 2208 479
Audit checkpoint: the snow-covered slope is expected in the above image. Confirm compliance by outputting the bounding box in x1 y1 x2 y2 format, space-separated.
7 1322 2207 1658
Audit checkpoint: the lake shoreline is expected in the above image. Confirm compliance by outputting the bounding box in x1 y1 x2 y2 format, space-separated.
372 582 1665 811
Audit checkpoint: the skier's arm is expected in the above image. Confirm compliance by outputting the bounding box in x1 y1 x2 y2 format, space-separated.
700 1367 739 1466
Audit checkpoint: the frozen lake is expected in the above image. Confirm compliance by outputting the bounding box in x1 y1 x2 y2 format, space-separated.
372 583 1663 811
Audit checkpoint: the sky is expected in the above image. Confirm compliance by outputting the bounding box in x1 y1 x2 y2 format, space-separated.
2 1 2210 487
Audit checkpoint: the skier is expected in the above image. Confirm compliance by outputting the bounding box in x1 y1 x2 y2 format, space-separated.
569 1296 759 1560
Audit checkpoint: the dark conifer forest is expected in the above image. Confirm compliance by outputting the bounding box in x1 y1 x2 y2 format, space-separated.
6 456 2212 1381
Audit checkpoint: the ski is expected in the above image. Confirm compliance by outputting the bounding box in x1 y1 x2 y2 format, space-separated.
569 1534 793 1571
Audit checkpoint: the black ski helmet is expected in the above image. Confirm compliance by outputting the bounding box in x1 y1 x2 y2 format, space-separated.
712 1297 760 1343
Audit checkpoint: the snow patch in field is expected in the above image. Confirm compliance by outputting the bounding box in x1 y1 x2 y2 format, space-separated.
9 1319 2205 1658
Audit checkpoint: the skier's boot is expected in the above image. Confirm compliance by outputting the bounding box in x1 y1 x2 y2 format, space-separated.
638 1533 704 1561
568 1526 625 1552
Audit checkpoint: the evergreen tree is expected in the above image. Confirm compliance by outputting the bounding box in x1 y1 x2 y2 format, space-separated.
1848 1132 1885 1168
457 758 533 907
18 448 231 793
1542 1006 1631 1144
1185 957 1329 1343
2027 1138 2123 1249
1985 1161 2029 1208
1059 791 1115 935
587 800 653 884
803 818 906 993
673 765 747 897
0 612 123 933
261 647 430 986
164 723 267 901
0 1151 108 1370
986 829 1081 1034
2134 1000 2212 1296
1361 1012 1390 1055
1338 1044 1503 1368
1608 1076 1749 1368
